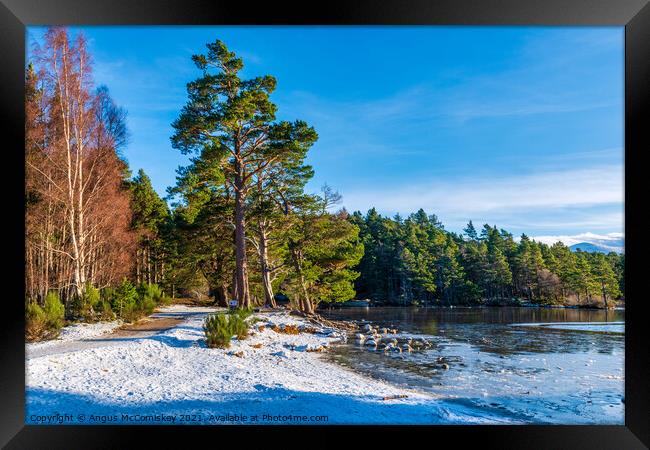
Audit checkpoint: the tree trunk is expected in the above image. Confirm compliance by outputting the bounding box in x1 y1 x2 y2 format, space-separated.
231 269 238 301
77 160 86 298
161 260 165 286
258 224 276 307
214 284 229 307
70 208 84 299
220 284 229 307
234 168 250 308
290 246 312 314
304 297 314 314
146 243 151 285
136 248 141 284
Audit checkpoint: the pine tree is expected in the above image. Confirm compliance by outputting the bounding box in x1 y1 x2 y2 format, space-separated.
463 220 478 241
171 39 317 308
129 169 170 287
280 192 363 313
590 253 620 307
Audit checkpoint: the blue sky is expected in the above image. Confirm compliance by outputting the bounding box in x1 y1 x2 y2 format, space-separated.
27 26 624 243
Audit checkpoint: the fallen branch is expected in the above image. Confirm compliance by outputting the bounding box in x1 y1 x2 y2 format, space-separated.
306 314 358 331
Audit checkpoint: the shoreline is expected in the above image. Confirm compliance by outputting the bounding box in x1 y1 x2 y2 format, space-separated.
321 303 624 311
26 304 517 425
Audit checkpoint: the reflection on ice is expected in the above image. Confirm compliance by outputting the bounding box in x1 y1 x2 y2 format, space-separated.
512 322 624 333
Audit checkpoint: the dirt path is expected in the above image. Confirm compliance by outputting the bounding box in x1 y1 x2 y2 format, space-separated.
26 305 220 359
108 316 185 338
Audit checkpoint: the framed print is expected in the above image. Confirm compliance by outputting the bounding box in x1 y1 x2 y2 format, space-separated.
1 0 648 448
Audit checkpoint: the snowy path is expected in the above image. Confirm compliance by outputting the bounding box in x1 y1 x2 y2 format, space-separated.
25 304 519 425
26 307 218 359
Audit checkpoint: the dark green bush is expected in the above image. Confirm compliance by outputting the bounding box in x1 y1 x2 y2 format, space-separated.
26 292 65 341
138 295 157 315
101 286 116 304
203 314 234 349
98 301 116 321
137 283 163 303
112 279 139 321
134 283 165 316
229 307 253 321
71 284 101 321
228 314 249 340
84 284 101 309
68 294 84 320
203 312 252 348
43 291 65 330
120 303 141 323
100 281 171 322
26 302 47 341
84 284 100 305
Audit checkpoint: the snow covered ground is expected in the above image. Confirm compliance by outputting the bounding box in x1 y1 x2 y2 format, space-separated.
26 305 515 425
28 320 123 349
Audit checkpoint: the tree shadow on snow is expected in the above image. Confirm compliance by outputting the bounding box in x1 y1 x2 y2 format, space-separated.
25 383 623 425
24 386 516 425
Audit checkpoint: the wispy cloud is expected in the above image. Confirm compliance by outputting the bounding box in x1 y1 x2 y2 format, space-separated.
283 75 616 136
340 164 623 232
342 165 622 212
449 99 616 122
501 211 624 232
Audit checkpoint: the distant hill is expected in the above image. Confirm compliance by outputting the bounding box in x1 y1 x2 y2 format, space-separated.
570 240 624 254
531 232 624 254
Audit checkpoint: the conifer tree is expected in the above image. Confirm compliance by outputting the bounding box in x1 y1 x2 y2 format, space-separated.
171 39 317 308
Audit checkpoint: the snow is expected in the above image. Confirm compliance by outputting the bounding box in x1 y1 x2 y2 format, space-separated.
26 305 514 425
27 320 123 352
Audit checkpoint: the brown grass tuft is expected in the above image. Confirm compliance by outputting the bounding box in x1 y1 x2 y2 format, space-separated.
271 324 301 335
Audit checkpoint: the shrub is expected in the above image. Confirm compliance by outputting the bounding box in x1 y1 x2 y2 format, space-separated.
137 295 156 315
70 284 101 321
98 301 116 321
112 279 138 321
203 312 251 349
138 283 163 303
43 291 65 330
84 284 100 306
67 294 84 320
101 286 116 304
25 302 47 341
135 283 164 315
25 292 65 341
121 304 138 323
85 284 101 309
228 314 249 340
203 314 235 349
228 307 253 321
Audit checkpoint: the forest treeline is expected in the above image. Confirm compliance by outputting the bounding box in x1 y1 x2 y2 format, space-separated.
350 211 623 307
25 28 624 332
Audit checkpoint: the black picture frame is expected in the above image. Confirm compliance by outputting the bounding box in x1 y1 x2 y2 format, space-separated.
1 1 648 448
